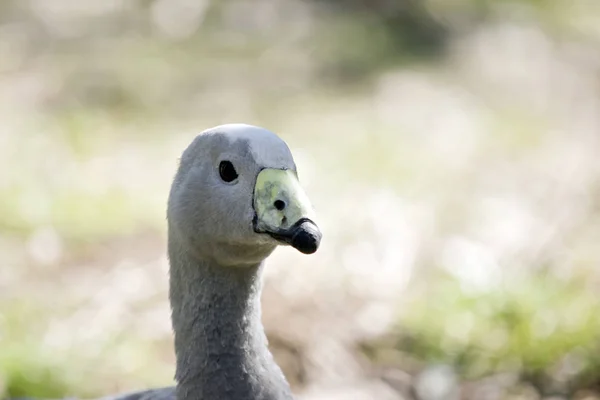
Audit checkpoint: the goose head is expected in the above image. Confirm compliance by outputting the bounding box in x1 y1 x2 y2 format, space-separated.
167 123 322 267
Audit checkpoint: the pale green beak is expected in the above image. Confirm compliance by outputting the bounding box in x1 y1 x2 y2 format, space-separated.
253 168 321 254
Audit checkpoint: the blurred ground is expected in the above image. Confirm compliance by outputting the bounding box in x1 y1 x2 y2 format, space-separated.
2 1 600 399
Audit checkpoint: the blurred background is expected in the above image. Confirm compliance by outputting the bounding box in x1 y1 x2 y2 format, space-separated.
1 0 600 399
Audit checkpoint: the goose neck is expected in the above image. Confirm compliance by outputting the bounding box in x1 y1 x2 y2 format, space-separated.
168 237 293 400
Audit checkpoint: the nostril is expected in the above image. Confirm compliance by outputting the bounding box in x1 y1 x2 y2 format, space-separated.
274 200 286 211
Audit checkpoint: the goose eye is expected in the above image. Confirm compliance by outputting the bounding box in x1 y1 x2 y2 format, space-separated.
219 160 238 182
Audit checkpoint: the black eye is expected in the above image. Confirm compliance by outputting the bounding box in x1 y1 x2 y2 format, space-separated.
219 160 238 182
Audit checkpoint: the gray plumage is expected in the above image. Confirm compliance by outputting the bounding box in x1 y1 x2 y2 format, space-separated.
17 124 321 400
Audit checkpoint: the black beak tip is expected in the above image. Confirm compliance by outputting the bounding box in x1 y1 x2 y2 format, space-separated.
291 220 322 255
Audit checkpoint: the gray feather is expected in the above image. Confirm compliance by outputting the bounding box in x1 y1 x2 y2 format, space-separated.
16 124 310 400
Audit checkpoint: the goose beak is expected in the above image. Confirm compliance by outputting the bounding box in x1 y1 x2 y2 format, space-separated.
253 168 322 254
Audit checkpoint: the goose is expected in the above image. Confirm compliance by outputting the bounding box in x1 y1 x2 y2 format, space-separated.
98 123 322 400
